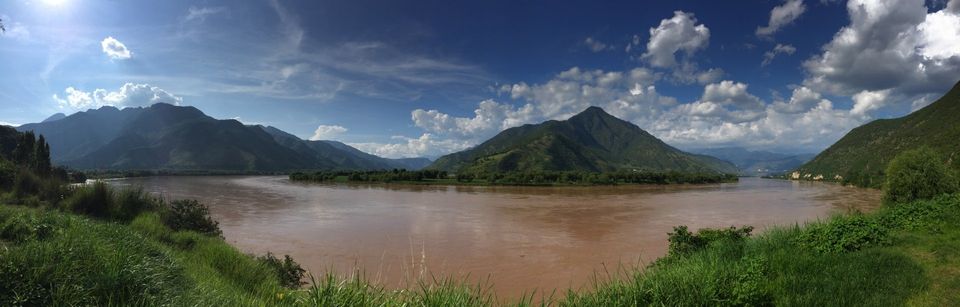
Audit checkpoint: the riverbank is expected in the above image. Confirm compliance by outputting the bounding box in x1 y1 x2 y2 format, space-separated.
3 186 958 305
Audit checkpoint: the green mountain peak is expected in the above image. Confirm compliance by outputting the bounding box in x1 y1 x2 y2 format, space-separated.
429 106 737 174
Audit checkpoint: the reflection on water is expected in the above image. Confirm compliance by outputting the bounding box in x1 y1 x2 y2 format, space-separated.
111 176 880 298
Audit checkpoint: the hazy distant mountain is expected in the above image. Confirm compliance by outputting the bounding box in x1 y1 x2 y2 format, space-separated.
386 157 433 170
798 81 960 187
691 147 814 176
259 126 431 170
430 106 738 174
16 103 421 171
41 113 67 123
19 106 147 163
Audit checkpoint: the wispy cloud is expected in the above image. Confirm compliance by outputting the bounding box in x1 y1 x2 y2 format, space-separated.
184 6 227 23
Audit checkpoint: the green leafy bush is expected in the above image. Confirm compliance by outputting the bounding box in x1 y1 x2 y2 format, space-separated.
732 256 772 306
667 225 754 257
258 252 306 289
883 147 959 204
796 214 888 254
163 199 222 237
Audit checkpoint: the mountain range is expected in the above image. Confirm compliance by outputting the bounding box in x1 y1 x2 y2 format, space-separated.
15 103 431 172
690 147 814 176
797 81 960 187
429 106 738 174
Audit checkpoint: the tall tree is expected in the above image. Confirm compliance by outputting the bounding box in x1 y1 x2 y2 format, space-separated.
34 135 51 176
12 131 36 166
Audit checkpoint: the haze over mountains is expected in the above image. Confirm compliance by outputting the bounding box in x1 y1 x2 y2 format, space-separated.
429 106 738 174
15 103 431 172
690 147 814 176
798 81 960 187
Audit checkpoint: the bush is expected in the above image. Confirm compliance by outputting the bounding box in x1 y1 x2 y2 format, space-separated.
796 214 888 254
883 147 959 204
258 252 306 289
63 181 113 217
163 199 222 237
667 225 754 257
12 168 41 198
112 188 159 221
0 159 15 190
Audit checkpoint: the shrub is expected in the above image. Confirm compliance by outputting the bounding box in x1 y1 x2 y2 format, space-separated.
883 147 959 204
0 159 15 190
63 181 113 217
12 168 41 198
732 256 772 306
112 188 159 221
796 214 888 254
667 225 754 257
258 252 306 289
163 199 222 237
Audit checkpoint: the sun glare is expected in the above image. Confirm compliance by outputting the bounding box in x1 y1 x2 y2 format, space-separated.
42 0 69 7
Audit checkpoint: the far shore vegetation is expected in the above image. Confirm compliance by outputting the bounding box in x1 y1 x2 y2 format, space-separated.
2 129 959 305
289 169 739 186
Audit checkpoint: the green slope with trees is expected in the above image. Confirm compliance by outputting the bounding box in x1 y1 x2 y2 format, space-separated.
796 81 960 187
430 106 738 175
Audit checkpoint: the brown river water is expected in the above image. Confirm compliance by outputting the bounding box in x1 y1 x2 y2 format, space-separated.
110 176 880 299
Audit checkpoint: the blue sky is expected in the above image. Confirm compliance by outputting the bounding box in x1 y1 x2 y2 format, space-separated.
1 0 959 158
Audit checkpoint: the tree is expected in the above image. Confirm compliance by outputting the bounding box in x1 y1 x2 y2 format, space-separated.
34 135 51 176
12 131 36 166
883 147 959 204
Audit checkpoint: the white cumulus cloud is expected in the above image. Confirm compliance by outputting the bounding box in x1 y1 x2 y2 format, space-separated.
309 125 348 141
101 36 132 60
642 11 710 68
850 89 891 117
348 134 473 159
803 0 960 102
53 83 182 110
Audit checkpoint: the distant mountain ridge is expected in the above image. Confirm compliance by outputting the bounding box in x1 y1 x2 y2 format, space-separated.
41 113 66 123
17 104 430 172
429 106 738 174
691 147 814 176
797 80 960 187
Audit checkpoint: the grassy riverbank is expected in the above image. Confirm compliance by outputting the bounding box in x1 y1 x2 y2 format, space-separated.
3 187 959 306
3 137 959 305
